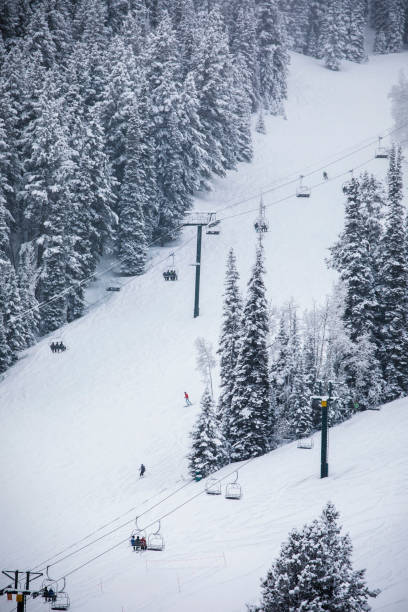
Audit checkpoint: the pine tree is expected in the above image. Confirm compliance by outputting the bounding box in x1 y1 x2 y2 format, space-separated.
378 145 408 399
118 102 148 275
343 0 367 63
17 244 39 346
256 0 290 115
229 0 259 111
0 116 12 260
231 55 253 163
0 312 12 373
330 177 377 344
229 245 272 460
191 8 235 175
270 311 291 438
217 248 243 456
289 356 313 439
101 39 136 194
255 108 266 134
389 70 408 147
373 0 405 54
188 387 224 478
305 0 326 59
179 71 212 193
254 502 378 611
322 0 347 71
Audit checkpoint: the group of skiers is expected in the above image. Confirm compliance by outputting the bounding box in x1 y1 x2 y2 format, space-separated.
50 341 66 353
163 269 178 281
130 534 147 551
42 586 57 602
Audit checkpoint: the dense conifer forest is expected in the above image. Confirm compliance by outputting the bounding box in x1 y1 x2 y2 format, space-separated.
0 0 407 374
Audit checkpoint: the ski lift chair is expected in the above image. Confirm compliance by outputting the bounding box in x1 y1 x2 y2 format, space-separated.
163 253 178 281
50 592 70 611
49 338 67 352
130 516 147 550
206 219 221 235
205 477 222 495
254 218 269 233
225 472 242 500
254 195 269 233
147 521 165 551
106 286 121 292
296 175 311 198
375 137 388 159
297 437 314 450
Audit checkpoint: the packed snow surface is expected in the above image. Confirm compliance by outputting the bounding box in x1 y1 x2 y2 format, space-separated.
1 52 408 611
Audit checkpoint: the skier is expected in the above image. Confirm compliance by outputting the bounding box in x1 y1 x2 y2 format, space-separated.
50 342 55 353
140 464 146 478
43 586 49 599
323 171 328 181
140 536 147 550
131 535 136 550
184 391 192 406
135 535 141 550
47 588 56 602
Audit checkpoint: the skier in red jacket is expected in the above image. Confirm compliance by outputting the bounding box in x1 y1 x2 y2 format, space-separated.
184 391 192 406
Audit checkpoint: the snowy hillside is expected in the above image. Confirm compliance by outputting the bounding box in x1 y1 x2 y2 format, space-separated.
1 50 408 612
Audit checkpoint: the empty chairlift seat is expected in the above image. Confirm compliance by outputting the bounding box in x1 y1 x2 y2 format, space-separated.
147 521 165 551
296 175 311 198
205 477 222 495
50 593 70 611
225 472 242 500
206 219 221 235
297 437 314 450
375 137 388 159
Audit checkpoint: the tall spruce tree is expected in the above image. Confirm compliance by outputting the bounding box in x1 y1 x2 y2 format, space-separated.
229 244 272 460
118 102 148 275
256 0 290 115
378 144 408 399
322 0 347 71
217 248 242 457
188 387 224 478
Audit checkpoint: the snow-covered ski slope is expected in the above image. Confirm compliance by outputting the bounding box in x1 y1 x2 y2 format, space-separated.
1 51 408 612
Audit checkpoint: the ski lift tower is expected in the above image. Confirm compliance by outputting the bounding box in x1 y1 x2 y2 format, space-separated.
182 212 217 318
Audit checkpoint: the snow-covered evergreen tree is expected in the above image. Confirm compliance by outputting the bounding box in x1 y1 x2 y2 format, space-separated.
255 108 266 134
229 245 272 460
188 387 224 478
373 0 405 54
389 70 408 148
330 177 377 343
252 502 379 611
377 144 408 399
0 312 12 373
118 102 148 275
217 248 243 456
289 356 313 439
343 0 367 63
322 0 347 71
256 0 290 115
305 0 326 59
229 0 259 111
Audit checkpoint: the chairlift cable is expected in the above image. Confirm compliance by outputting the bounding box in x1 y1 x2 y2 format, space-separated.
217 142 408 225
